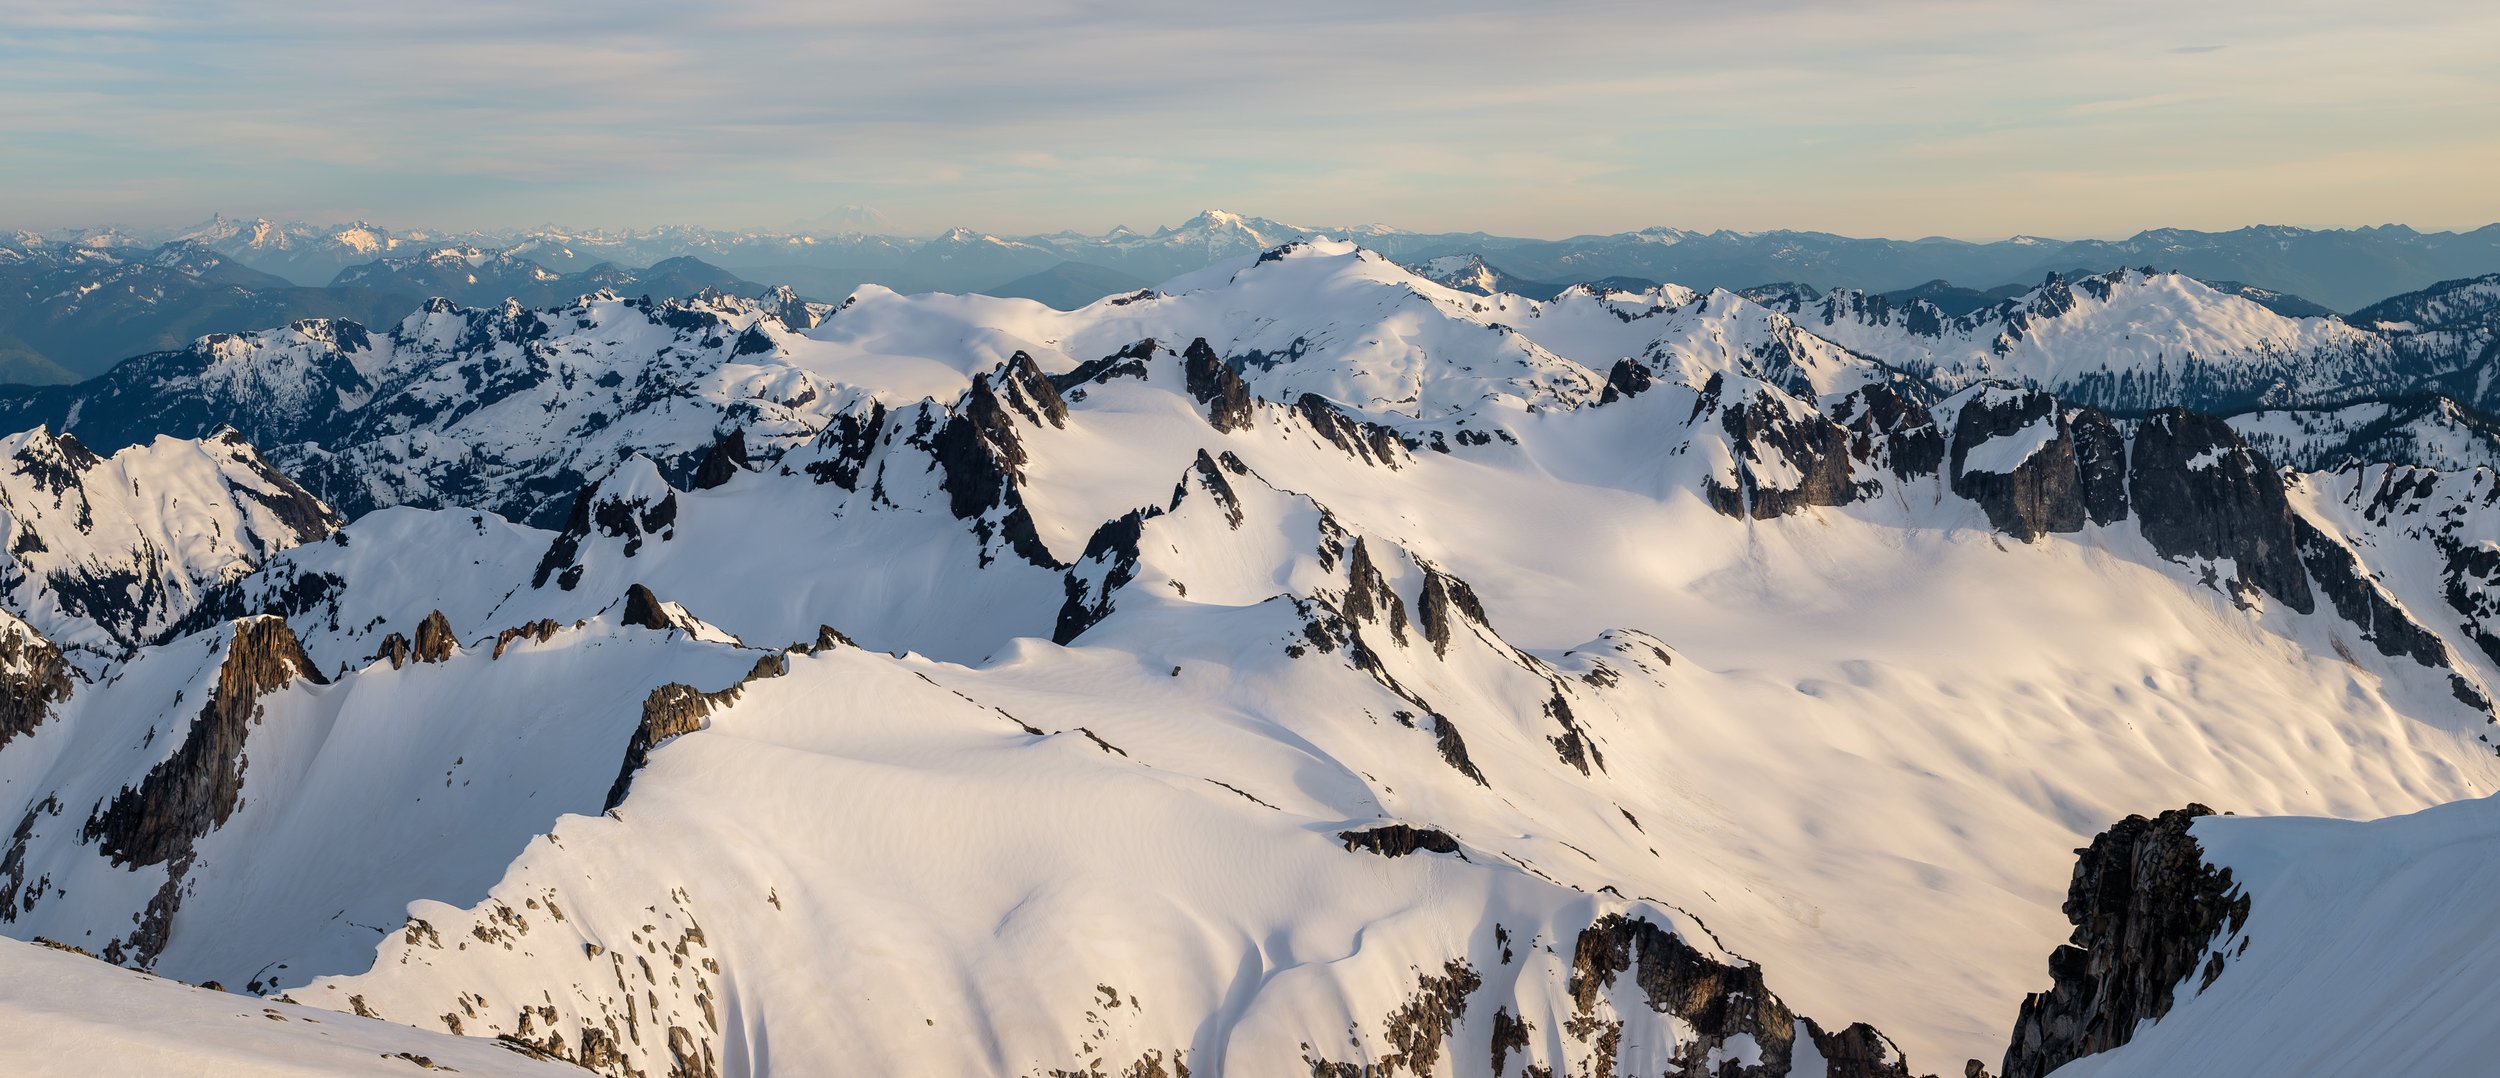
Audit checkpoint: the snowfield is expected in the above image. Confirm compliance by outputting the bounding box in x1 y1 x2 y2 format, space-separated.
0 240 2497 1076
0 934 578 1076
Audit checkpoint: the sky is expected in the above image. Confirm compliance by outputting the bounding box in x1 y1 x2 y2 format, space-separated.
1 0 2495 240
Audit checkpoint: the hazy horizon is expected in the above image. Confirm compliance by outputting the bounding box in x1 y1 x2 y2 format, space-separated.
16 207 2500 249
5 1 2494 239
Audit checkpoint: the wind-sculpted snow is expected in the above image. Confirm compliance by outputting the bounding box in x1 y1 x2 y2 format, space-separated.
6 239 2500 1074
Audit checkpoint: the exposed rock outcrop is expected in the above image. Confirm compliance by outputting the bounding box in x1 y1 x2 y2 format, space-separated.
1569 913 1918 1078
1833 382 1946 481
1416 565 1489 659
603 653 790 811
80 616 324 870
1339 538 1412 644
1052 338 1158 391
1599 357 1655 404
372 632 412 669
532 460 682 590
1302 959 1483 1078
926 352 1068 568
492 618 562 659
1053 509 1151 645
409 610 459 663
2068 409 2129 526
2000 805 2250 1078
1181 448 1246 529
688 428 748 490
74 617 323 966
1699 374 1860 519
1949 388 2085 541
2129 411 2313 611
1182 338 1255 433
620 584 673 632
212 428 341 545
1294 393 1404 468
0 618 73 750
801 400 885 492
1337 823 1461 858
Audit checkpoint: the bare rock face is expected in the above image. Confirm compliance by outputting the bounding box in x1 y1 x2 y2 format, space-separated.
688 428 749 491
372 632 412 670
1182 337 1255 433
1339 538 1412 643
80 616 324 870
2000 805 2251 1078
409 610 459 663
1181 448 1246 529
2129 410 2314 612
619 584 673 632
491 618 562 658
1052 338 1158 391
1052 508 1151 645
72 617 322 966
1416 564 1490 659
926 352 1068 568
800 400 885 492
1599 357 1655 404
1698 373 1860 519
0 619 73 750
1569 913 1918 1078
211 428 341 545
2068 409 2129 526
1302 959 1483 1077
1833 382 1946 480
1950 388 2085 541
760 284 820 331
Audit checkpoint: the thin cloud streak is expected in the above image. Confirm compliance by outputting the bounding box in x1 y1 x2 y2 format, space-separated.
0 0 2493 238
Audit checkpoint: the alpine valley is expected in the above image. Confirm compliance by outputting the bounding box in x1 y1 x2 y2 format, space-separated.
5 234 2500 1078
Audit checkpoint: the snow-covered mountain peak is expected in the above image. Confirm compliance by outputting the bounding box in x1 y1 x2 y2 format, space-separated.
1743 266 2399 413
0 426 337 663
14 223 2500 1074
1168 208 1298 239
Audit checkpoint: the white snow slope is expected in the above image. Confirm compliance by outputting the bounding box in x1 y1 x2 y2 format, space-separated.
0 934 580 1077
1 240 2497 1076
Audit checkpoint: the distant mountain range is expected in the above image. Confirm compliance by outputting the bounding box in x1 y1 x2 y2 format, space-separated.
5 211 2497 385
0 240 418 383
40 210 2500 310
